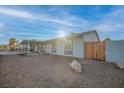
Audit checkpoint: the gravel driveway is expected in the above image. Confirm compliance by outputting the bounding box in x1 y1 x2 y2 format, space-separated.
0 55 124 88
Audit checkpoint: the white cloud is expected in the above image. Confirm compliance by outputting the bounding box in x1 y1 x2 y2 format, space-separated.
0 7 36 20
106 8 124 20
92 22 123 32
40 15 89 29
0 7 89 28
91 8 124 33
0 34 4 37
45 18 73 26
9 31 53 37
0 23 4 27
0 23 6 31
9 32 41 36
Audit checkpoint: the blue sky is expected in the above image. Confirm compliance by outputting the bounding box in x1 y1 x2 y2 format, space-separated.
0 5 124 44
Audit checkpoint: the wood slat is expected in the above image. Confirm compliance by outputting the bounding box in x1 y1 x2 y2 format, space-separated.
84 41 105 61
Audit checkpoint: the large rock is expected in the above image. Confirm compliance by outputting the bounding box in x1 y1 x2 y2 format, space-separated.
69 60 82 72
116 63 124 69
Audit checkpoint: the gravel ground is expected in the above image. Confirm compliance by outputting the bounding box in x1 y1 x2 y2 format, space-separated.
0 54 124 88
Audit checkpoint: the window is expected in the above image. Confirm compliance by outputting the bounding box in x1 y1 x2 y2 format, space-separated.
51 41 56 53
64 39 73 55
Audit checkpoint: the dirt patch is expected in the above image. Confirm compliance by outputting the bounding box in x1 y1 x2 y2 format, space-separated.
0 55 124 88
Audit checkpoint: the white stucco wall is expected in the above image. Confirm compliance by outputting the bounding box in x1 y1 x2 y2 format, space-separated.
45 42 52 53
56 39 64 55
50 38 84 58
73 37 84 58
48 39 64 55
83 32 99 42
45 31 99 58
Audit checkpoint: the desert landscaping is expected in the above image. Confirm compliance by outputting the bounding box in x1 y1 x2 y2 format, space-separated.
0 54 124 88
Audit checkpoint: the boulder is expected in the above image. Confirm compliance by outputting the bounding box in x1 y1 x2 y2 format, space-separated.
69 60 82 72
116 63 124 69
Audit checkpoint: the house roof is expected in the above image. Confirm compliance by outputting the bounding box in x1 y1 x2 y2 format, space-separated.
19 30 100 44
45 30 100 42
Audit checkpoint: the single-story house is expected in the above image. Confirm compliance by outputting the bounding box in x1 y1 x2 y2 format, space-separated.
43 30 100 58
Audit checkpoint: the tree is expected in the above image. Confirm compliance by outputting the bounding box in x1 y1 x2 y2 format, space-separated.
9 38 16 51
104 38 111 41
104 38 111 44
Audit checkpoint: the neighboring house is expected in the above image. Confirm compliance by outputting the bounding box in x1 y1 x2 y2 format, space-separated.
43 30 100 58
19 40 44 53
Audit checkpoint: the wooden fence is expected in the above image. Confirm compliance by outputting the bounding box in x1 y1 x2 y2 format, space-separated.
84 42 105 60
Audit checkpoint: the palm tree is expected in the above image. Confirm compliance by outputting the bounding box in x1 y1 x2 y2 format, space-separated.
9 38 16 51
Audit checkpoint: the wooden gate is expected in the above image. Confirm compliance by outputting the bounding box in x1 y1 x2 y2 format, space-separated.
84 42 105 60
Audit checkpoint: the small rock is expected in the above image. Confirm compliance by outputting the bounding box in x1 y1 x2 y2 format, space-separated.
69 60 82 72
119 80 122 83
84 82 87 85
95 73 98 75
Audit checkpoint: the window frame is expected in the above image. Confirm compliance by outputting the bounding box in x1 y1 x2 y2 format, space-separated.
51 40 57 53
64 39 73 55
